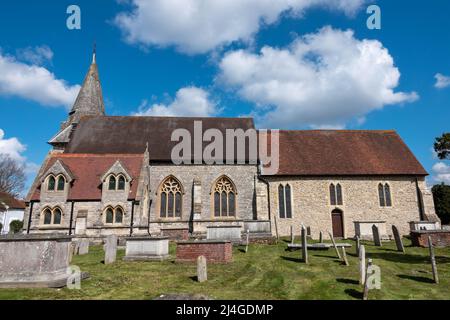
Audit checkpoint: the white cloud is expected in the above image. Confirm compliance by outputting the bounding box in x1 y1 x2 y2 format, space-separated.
133 86 219 117
218 26 418 128
0 129 26 162
434 73 450 89
432 162 450 185
114 0 367 54
16 45 54 65
0 51 80 108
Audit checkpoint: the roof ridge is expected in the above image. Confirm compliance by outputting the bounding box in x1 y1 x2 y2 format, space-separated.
55 153 144 158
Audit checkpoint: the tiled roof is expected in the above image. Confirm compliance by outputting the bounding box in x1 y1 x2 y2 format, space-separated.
262 130 428 176
0 192 26 209
31 154 144 201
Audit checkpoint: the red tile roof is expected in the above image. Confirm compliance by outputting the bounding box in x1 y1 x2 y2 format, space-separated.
262 130 428 176
31 154 144 201
0 192 26 209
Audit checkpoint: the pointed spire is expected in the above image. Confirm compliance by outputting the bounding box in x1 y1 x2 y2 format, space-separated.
67 46 105 124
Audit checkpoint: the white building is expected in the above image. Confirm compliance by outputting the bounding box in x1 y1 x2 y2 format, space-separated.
0 192 25 235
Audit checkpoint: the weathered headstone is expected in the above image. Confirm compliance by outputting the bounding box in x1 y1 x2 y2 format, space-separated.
428 236 439 284
341 247 349 266
78 239 89 255
319 231 323 243
197 255 207 283
245 229 250 253
359 245 366 285
290 225 294 244
73 240 80 255
328 232 342 259
301 225 308 263
355 235 361 256
392 225 405 253
362 258 373 300
104 235 118 264
372 224 382 247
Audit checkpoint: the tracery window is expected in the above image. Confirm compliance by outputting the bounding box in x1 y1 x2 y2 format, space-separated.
213 176 236 217
160 177 183 218
378 183 392 207
330 183 343 206
104 206 124 224
42 207 63 225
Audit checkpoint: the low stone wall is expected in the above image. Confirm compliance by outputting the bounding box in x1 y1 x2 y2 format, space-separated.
176 240 232 263
409 221 441 232
354 221 388 240
243 220 271 233
207 225 242 242
123 236 170 261
0 234 73 288
161 228 190 241
410 230 450 247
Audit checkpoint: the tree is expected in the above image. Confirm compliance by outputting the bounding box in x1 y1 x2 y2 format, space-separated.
0 154 26 197
434 133 450 160
9 220 24 234
432 183 450 225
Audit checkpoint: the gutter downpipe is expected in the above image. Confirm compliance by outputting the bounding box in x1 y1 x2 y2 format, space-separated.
26 201 34 234
129 200 135 236
415 177 426 221
68 201 75 235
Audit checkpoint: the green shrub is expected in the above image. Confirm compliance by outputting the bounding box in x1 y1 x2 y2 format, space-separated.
432 183 450 225
9 220 23 234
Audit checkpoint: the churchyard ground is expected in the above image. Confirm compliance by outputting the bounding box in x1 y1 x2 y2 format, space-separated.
0 238 449 300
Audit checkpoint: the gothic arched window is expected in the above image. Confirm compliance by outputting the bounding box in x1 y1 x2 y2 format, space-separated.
213 176 236 217
57 176 65 191
117 175 126 190
47 176 56 191
278 184 292 219
378 183 392 207
104 206 125 224
159 177 183 218
43 208 52 225
330 183 343 206
108 176 116 190
42 207 63 225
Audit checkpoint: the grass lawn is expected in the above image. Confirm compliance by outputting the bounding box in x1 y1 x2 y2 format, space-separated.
0 238 449 300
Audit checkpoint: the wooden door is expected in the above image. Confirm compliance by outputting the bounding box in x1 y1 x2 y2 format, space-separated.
331 210 344 238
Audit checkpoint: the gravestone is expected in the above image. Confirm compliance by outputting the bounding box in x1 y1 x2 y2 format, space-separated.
355 236 361 256
197 255 207 283
428 236 439 284
359 245 366 285
341 247 349 266
78 239 89 255
301 225 308 264
362 258 373 300
372 225 382 247
245 229 250 253
319 231 323 243
392 225 405 253
290 226 294 244
328 232 342 259
104 235 117 264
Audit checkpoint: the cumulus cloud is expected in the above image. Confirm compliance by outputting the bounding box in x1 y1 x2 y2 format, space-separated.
133 86 219 117
218 26 418 128
432 162 450 185
0 129 26 162
0 51 80 108
16 45 54 65
114 0 367 54
434 73 450 89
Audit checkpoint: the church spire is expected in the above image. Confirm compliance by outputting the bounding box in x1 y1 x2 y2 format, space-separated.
67 45 105 125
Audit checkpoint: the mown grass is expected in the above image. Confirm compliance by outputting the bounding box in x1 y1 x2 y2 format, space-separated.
0 238 449 300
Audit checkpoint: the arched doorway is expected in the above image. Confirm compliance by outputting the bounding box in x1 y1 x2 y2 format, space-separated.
331 209 344 238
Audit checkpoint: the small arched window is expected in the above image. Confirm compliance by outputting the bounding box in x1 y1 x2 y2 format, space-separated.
379 183 392 207
53 208 62 224
108 176 116 190
118 176 126 190
104 207 125 224
330 183 343 206
278 184 292 219
212 176 236 218
47 176 56 191
160 177 183 218
43 208 52 224
57 176 65 191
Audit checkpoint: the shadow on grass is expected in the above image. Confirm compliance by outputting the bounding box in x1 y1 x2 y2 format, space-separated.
238 248 246 253
189 276 198 282
336 278 359 285
344 288 362 299
397 274 434 284
367 252 450 264
280 256 302 263
312 254 339 260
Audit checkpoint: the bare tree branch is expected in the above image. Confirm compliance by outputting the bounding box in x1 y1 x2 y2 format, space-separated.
0 154 26 197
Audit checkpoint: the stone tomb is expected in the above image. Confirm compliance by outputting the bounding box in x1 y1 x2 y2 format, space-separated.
176 240 232 263
123 236 170 261
0 234 74 288
206 225 242 243
354 221 388 241
410 230 450 247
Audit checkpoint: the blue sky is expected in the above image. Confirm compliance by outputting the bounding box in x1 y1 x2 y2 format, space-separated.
0 0 449 192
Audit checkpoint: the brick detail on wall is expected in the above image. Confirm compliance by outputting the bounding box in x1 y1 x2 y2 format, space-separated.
410 230 450 247
175 241 232 263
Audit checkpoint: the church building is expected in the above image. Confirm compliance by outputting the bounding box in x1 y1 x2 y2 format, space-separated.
23 53 439 241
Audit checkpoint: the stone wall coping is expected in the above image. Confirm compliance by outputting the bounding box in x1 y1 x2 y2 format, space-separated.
409 221 438 224
411 230 449 234
177 240 232 244
125 236 169 241
243 220 270 223
160 228 190 231
206 225 242 229
353 220 387 223
0 234 72 242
